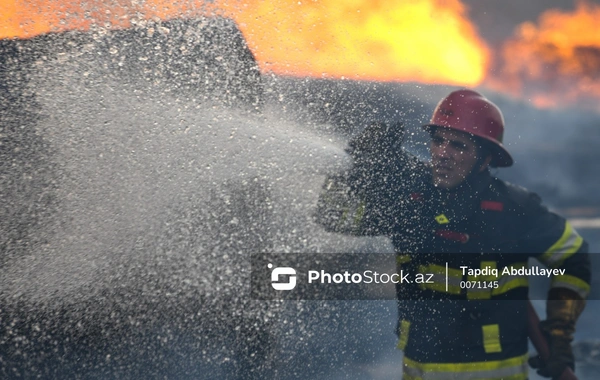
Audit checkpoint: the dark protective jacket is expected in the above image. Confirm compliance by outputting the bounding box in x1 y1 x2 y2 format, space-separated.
315 152 591 380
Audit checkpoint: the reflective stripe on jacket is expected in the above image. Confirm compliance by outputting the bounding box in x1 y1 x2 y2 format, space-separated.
402 353 529 380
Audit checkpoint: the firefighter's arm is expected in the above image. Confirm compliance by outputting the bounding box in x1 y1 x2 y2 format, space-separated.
521 193 591 378
532 212 591 304
518 192 591 296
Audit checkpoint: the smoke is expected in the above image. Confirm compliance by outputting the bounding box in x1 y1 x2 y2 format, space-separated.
484 92 600 209
462 0 584 45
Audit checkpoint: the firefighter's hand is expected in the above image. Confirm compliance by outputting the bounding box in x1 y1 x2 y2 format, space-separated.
528 332 574 379
529 288 585 379
347 121 405 166
346 121 408 184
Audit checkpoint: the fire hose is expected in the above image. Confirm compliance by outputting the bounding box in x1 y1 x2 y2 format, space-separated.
527 300 578 380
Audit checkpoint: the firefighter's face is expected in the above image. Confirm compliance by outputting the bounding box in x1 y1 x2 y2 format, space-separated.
430 128 489 189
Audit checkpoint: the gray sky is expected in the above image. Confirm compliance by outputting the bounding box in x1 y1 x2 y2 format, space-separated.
462 0 596 46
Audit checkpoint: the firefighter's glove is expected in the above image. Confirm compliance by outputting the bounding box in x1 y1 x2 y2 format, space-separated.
529 288 586 379
347 121 406 185
347 121 404 165
528 335 574 379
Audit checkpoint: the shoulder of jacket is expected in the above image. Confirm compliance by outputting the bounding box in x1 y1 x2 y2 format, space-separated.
487 178 542 211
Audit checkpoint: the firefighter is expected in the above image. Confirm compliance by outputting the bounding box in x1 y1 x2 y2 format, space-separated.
315 89 591 379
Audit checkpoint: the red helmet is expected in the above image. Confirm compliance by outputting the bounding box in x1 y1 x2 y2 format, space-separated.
423 89 513 167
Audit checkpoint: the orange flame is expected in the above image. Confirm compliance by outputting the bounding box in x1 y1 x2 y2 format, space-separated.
0 0 489 87
0 1 210 37
487 1 600 109
216 0 489 85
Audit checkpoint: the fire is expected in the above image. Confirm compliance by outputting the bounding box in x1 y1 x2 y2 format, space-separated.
6 1 600 109
216 0 489 85
487 1 600 109
0 1 209 37
0 0 488 86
